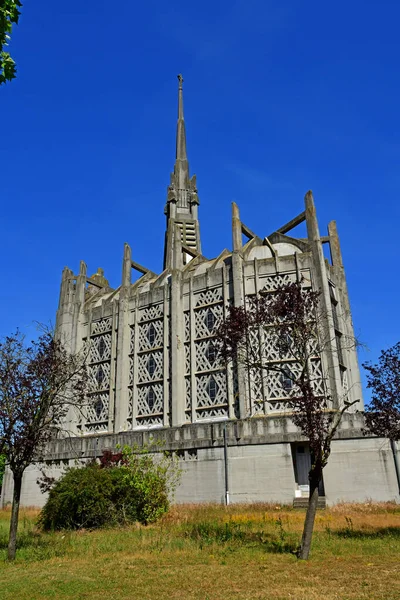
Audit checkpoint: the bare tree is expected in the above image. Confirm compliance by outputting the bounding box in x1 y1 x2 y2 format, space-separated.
216 281 356 560
0 330 88 560
363 342 400 441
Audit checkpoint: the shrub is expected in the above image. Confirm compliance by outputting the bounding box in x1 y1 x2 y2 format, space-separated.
39 445 181 531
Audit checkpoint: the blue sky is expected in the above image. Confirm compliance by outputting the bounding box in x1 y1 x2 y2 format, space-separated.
1 0 399 399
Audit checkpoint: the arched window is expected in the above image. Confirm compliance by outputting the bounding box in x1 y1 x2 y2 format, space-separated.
147 388 155 410
206 342 217 365
98 337 106 359
96 366 105 388
206 376 218 400
205 309 215 332
94 398 103 419
147 356 156 376
147 324 156 346
280 367 293 391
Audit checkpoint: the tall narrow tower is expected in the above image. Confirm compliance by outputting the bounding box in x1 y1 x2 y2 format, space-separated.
164 75 201 269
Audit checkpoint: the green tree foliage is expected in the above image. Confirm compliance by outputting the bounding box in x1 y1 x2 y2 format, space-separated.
0 0 22 84
39 446 181 531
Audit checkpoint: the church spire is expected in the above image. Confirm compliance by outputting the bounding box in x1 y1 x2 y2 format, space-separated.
164 75 201 271
176 74 187 166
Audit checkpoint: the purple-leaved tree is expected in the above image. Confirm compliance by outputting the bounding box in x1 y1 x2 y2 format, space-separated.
363 342 400 441
216 281 357 560
0 330 88 560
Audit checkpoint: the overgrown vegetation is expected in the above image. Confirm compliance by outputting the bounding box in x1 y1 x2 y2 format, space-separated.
0 503 399 600
39 446 181 531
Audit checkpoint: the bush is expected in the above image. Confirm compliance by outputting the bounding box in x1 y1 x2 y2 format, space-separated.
39 445 181 531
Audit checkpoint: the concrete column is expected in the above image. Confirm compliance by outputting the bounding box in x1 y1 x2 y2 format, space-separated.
131 296 140 429
223 263 235 418
231 203 249 418
328 221 363 408
163 283 170 426
114 243 132 432
170 226 186 426
189 275 197 422
305 191 341 407
56 261 87 436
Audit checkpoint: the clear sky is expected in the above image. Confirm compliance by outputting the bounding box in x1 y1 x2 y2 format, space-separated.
1 0 399 399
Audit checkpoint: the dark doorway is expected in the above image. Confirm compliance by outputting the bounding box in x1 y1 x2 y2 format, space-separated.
292 444 325 497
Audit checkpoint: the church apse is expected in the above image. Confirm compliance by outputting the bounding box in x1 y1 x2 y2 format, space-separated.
55 76 363 436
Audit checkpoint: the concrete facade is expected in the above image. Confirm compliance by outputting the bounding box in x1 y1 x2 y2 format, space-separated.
2 76 399 508
2 415 399 507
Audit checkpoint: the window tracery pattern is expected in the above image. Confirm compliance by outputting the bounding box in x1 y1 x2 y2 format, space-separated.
194 287 228 420
86 317 113 432
135 304 164 426
246 272 326 415
184 310 191 422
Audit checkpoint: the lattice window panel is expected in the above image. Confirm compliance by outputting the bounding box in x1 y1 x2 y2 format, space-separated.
185 344 190 375
128 356 135 386
262 329 294 362
310 358 325 397
138 318 163 351
137 383 163 426
249 368 265 414
89 333 112 363
232 362 240 418
195 371 228 419
129 325 135 354
86 392 109 426
137 350 163 384
195 339 220 373
91 317 112 335
266 363 301 401
128 386 133 420
260 272 296 293
85 317 113 432
127 327 135 424
139 304 164 322
88 361 111 392
195 287 223 307
185 376 191 416
184 311 190 342
247 327 261 364
341 368 348 395
194 304 224 340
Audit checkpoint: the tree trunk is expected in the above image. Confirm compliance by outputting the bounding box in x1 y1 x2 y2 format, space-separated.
297 473 320 560
7 471 23 561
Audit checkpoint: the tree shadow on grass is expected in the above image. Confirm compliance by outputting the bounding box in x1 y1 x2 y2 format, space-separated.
183 521 298 555
334 526 400 540
0 527 65 560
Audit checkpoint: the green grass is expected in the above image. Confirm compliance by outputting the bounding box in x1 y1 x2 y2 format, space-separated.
0 503 400 599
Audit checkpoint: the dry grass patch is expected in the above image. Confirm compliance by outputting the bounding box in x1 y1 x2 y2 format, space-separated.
0 502 399 599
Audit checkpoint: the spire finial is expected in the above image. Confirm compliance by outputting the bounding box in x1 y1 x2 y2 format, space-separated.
177 73 183 89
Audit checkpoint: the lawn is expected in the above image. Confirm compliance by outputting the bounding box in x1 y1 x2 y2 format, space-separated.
0 503 399 600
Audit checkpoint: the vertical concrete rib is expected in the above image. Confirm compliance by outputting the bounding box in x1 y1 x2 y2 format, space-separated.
304 191 341 407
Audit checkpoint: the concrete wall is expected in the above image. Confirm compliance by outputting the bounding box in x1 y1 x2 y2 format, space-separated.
2 436 399 509
324 438 400 504
1 463 67 508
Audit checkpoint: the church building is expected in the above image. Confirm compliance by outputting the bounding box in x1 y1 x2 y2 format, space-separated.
1 77 399 507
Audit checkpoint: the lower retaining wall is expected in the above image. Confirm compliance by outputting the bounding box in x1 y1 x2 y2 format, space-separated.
1 415 399 508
